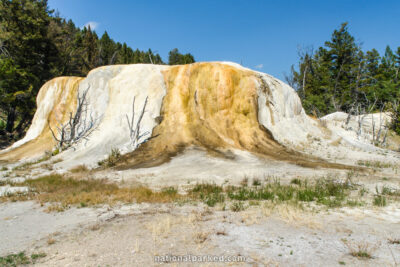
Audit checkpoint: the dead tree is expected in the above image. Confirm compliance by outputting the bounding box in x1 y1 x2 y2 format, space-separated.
49 85 98 150
347 93 377 139
126 96 150 149
348 94 389 146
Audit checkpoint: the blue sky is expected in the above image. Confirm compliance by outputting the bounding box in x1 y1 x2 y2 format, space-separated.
48 0 400 80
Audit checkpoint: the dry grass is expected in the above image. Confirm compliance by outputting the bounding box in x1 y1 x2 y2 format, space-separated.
3 174 186 211
330 138 342 146
194 232 209 244
357 160 396 169
69 164 89 173
89 223 101 231
388 237 400 245
343 240 379 259
0 174 373 212
47 237 56 245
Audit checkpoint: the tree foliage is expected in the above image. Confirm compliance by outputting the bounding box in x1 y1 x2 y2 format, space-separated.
168 48 195 65
288 22 400 134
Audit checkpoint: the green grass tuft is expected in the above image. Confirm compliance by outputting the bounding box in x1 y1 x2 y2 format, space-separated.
0 251 46 266
98 148 122 167
373 195 387 207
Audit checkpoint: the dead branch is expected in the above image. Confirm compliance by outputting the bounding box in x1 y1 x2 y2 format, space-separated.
48 85 98 150
126 96 150 149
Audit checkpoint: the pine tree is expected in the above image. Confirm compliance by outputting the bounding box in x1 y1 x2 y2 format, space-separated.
0 0 56 135
168 48 195 65
324 22 360 111
81 25 99 73
99 31 117 65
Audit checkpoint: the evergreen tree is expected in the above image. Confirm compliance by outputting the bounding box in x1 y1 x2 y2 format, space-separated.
324 22 360 111
168 48 195 65
99 31 117 65
288 22 400 135
81 26 99 73
0 0 56 135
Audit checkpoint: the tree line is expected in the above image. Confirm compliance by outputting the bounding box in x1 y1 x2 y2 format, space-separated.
0 0 195 144
286 22 399 134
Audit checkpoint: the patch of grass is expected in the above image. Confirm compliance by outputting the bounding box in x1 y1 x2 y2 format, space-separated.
344 241 377 259
388 237 400 245
12 162 34 171
356 160 395 169
230 201 245 212
189 183 225 206
351 250 372 258
1 166 8 171
227 178 350 207
252 178 261 186
248 200 260 206
0 252 30 266
359 187 368 197
227 186 274 201
3 174 187 210
373 195 387 207
161 187 178 196
204 192 225 207
381 185 400 197
1 174 363 210
30 252 46 261
240 177 249 187
70 165 89 173
190 183 223 195
51 148 60 156
97 148 122 168
0 251 46 266
346 199 364 207
290 178 302 185
12 153 52 171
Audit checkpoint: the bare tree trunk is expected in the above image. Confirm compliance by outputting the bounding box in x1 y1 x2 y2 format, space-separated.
110 51 118 65
371 113 376 143
126 96 150 148
302 65 308 97
49 86 97 150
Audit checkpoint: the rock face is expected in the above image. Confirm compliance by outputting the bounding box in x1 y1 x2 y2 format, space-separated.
0 62 326 168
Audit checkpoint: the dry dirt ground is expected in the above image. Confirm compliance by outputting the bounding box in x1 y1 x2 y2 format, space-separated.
1 150 400 266
2 199 400 266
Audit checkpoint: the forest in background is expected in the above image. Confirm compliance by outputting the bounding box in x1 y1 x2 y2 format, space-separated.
0 0 194 145
286 22 400 134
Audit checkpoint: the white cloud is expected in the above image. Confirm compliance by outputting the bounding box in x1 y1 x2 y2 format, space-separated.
82 21 99 30
255 64 263 69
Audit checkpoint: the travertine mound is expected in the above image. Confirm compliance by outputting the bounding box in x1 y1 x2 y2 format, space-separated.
0 62 337 169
